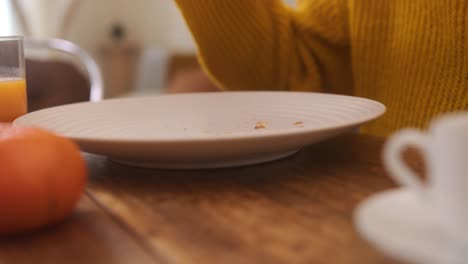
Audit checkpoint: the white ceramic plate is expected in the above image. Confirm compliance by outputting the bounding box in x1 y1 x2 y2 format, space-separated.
15 92 385 169
354 188 466 264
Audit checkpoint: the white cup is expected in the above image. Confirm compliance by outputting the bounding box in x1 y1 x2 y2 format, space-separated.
384 111 468 245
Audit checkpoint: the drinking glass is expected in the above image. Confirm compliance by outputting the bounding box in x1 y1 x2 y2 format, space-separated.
0 36 27 122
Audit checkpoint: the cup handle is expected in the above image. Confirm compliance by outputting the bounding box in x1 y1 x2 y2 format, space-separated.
383 129 429 196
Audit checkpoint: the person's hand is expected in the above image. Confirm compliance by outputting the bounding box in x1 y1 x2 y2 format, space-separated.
166 68 220 93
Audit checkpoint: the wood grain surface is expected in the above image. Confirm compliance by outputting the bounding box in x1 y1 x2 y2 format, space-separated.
0 196 154 264
85 133 409 264
0 133 420 263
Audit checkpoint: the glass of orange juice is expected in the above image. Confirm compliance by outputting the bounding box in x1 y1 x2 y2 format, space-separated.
0 36 27 123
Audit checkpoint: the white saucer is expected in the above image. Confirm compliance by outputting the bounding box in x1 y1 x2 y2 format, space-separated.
354 188 468 264
15 92 385 169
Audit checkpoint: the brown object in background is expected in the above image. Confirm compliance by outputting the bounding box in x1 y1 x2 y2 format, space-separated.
99 43 139 98
26 59 90 112
166 53 199 83
166 53 220 93
167 68 220 93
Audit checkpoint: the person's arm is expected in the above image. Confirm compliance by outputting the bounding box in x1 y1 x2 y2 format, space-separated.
175 0 351 93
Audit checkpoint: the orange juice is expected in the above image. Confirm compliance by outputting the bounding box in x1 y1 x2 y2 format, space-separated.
0 78 27 122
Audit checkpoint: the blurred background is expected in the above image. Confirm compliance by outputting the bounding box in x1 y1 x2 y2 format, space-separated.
0 0 296 109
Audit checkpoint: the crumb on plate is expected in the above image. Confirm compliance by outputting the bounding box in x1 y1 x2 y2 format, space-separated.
255 121 268 129
294 121 304 127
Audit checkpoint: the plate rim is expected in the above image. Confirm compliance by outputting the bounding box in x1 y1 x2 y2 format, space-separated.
14 91 386 144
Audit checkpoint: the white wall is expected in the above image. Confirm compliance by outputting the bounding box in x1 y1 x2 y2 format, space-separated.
12 0 296 56
11 0 195 57
65 1 196 54
284 0 296 7
0 0 13 36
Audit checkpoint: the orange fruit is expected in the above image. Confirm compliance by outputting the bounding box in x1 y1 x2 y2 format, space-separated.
0 124 87 235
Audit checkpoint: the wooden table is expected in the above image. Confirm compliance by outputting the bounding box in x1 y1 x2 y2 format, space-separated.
1 133 420 264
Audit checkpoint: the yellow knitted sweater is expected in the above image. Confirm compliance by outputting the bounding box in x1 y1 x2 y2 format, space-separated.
175 0 467 136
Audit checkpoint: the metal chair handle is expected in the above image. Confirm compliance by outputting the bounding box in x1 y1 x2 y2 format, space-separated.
24 38 104 102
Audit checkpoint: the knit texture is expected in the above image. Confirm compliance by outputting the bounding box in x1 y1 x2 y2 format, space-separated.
176 0 468 136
